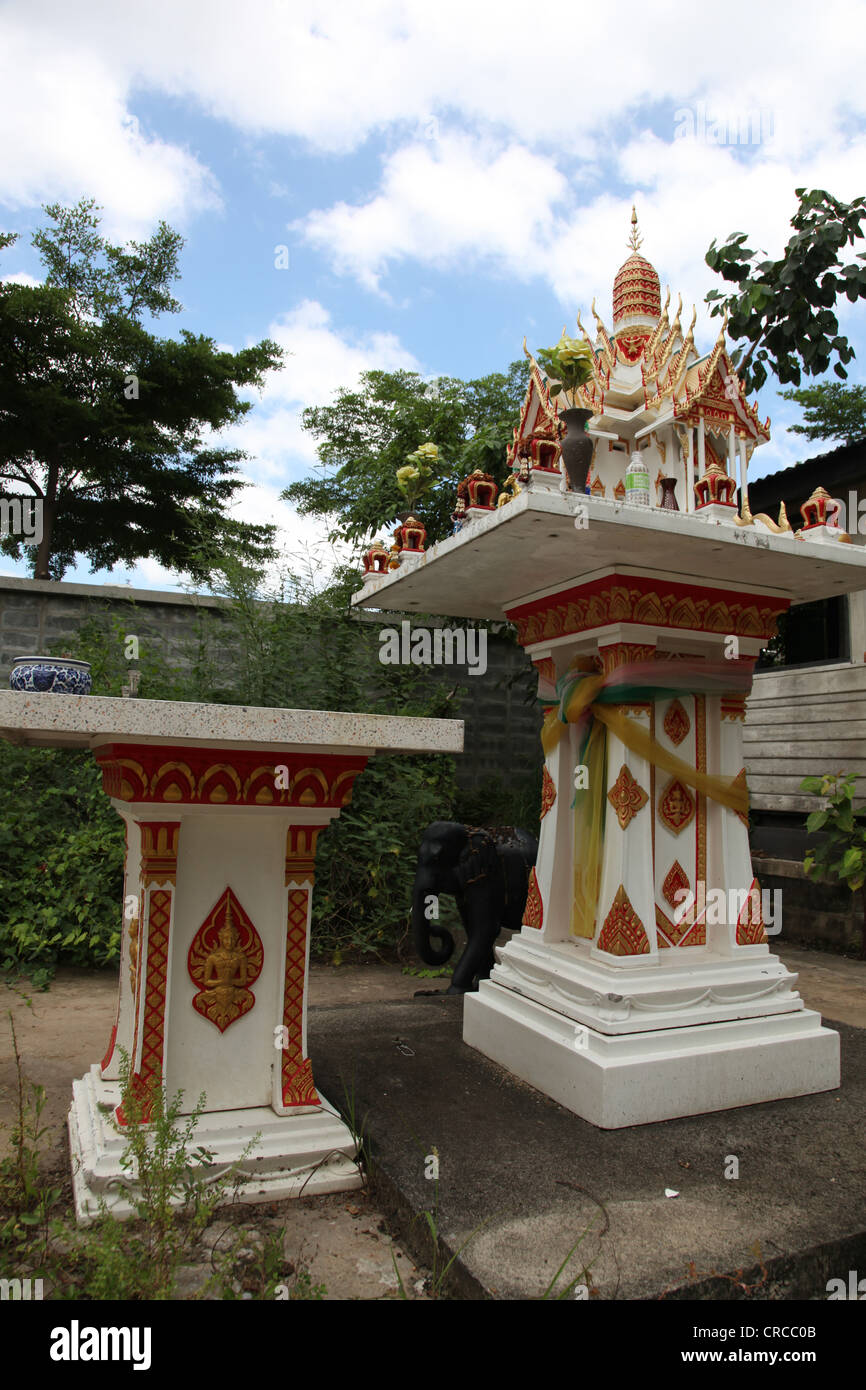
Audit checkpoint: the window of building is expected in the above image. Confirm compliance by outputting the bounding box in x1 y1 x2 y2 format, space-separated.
756 595 849 669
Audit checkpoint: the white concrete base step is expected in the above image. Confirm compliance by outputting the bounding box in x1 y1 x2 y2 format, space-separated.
68 1064 361 1223
463 982 840 1129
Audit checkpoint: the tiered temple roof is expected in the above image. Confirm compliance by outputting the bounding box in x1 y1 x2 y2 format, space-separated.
509 208 771 466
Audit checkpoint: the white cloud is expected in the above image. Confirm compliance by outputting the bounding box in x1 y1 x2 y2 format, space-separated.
1 0 863 507
2 0 864 304
298 134 568 292
0 14 219 236
202 300 420 583
1 270 41 287
11 0 863 153
3 0 864 189
298 120 866 326
225 298 419 477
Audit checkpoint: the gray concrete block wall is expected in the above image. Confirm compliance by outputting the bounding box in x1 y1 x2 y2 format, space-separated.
754 857 864 954
0 575 543 794
0 576 232 677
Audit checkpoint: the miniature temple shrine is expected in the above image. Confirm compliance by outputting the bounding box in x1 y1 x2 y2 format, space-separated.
354 212 866 1128
0 693 462 1217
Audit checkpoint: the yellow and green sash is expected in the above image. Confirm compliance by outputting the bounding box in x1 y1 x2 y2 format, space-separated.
541 660 752 938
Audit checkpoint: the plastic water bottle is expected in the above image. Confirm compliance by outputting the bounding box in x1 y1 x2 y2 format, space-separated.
625 450 650 506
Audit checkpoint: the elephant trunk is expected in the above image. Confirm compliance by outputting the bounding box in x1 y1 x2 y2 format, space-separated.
412 869 454 966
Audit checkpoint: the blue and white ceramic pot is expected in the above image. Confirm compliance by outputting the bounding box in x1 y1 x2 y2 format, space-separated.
10 655 93 695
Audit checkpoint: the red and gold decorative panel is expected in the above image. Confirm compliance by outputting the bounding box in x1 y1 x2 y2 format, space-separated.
532 657 557 686
695 696 707 892
658 778 696 836
523 867 543 929
505 573 786 648
285 825 323 884
597 885 650 956
116 887 172 1125
540 766 556 820
662 699 690 747
139 821 180 885
187 887 264 1034
100 1023 117 1075
95 744 369 809
613 252 661 323
616 328 653 362
736 879 766 946
599 642 655 677
662 859 689 912
721 695 747 721
656 904 706 949
281 888 320 1107
607 765 649 830
101 823 129 1076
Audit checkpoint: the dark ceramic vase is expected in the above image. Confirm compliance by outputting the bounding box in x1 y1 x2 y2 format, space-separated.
559 408 594 492
658 478 679 511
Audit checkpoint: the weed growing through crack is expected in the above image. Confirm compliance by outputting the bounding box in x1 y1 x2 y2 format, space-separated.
333 1074 371 1189
205 1223 324 1300
539 1225 601 1300
66 1049 259 1300
0 1010 62 1279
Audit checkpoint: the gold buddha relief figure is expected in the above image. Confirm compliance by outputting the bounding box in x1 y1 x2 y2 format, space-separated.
188 888 264 1032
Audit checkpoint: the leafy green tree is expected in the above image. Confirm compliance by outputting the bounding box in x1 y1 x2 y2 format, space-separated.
705 188 866 393
779 381 866 446
801 772 866 958
0 199 282 580
283 361 529 549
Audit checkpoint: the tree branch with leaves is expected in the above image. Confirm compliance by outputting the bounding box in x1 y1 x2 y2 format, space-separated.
705 188 866 394
801 771 866 958
0 199 282 581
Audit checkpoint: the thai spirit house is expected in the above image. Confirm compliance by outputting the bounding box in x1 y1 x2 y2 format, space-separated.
355 213 863 1127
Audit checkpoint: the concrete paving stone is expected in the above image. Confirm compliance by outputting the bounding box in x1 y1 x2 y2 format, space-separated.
3 954 864 1300
309 991 866 1301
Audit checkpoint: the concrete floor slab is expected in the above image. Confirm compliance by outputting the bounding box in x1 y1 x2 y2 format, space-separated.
310 994 866 1300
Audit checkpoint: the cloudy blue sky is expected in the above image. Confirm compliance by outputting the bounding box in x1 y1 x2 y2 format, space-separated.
1 0 865 591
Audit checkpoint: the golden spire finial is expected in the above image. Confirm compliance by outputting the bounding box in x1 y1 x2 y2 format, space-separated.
223 894 238 944
627 205 643 253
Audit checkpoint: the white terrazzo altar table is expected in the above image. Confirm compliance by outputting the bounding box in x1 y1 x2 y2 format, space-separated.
0 693 463 1220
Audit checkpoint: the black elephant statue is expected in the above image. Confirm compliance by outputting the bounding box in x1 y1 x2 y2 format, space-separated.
411 821 538 995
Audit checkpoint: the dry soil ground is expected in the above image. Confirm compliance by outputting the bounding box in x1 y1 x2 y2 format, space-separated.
2 949 865 1299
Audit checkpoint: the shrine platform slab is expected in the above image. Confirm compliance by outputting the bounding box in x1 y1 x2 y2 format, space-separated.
353 489 866 620
309 996 866 1300
0 692 462 755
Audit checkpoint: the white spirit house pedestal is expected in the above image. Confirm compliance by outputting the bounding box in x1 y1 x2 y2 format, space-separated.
353 488 866 1127
0 694 462 1219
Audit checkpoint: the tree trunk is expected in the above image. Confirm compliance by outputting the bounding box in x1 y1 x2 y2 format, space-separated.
861 884 866 961
34 455 59 580
34 499 56 580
